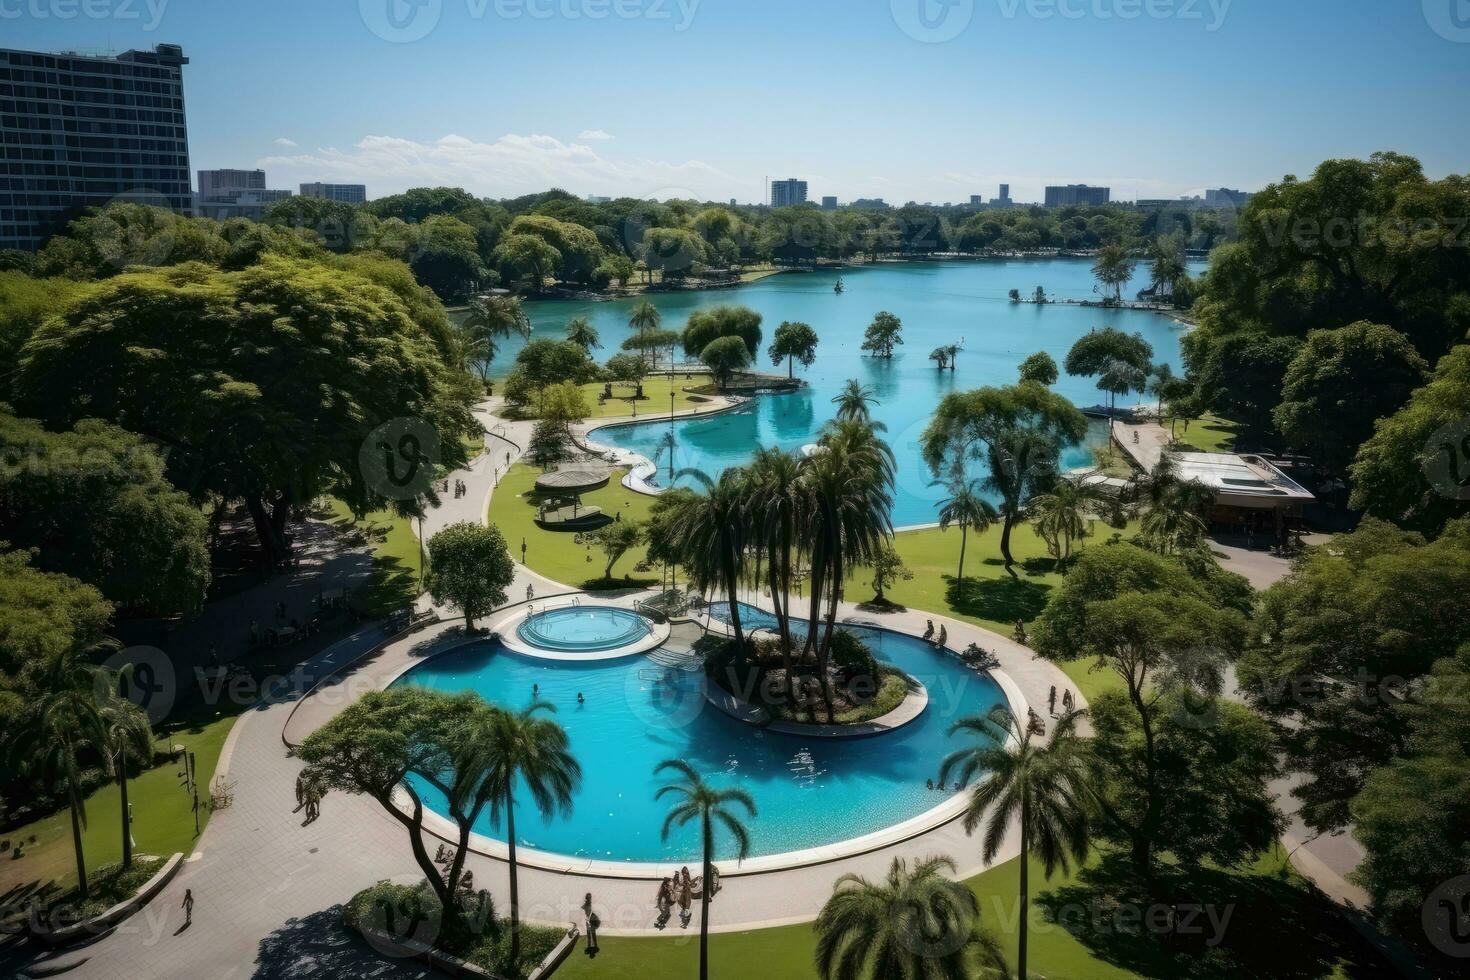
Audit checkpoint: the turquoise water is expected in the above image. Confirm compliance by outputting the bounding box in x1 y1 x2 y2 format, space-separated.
511 259 1198 527
393 609 1007 863
517 606 652 652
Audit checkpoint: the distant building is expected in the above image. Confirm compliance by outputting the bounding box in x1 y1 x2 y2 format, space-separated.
585 194 611 204
0 44 193 251
195 169 292 221
1205 187 1254 208
821 195 838 210
970 195 983 205
850 198 889 209
1137 196 1206 211
300 182 367 204
1045 184 1111 207
988 183 1015 207
198 169 265 197
769 178 807 207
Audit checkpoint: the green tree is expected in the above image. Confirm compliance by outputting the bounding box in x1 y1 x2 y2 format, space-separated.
867 544 912 605
669 469 749 647
507 214 606 285
929 347 952 371
1273 320 1429 477
1018 351 1058 387
655 759 756 980
1064 328 1154 434
1134 456 1213 556
425 522 515 630
860 311 904 358
1187 332 1301 440
472 701 580 968
0 551 112 714
767 320 819 379
492 233 560 291
682 305 763 360
536 380 590 425
700 336 752 390
831 379 879 426
1349 344 1470 532
814 855 1009 980
99 675 155 868
1091 244 1136 304
589 520 643 580
626 301 663 367
526 420 574 471
1027 477 1102 568
0 272 82 384
940 705 1092 979
640 228 709 282
935 477 999 583
564 315 601 352
460 293 531 381
745 448 807 699
604 353 647 390
922 384 1088 569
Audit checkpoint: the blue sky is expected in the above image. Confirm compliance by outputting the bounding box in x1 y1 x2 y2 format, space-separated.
7 0 1469 203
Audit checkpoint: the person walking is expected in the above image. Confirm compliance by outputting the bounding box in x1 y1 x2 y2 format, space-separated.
1048 685 1057 716
1062 689 1074 712
677 866 693 927
582 893 600 954
181 888 194 929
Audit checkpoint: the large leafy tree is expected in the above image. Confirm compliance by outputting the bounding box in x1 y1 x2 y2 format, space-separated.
922 383 1088 569
1349 344 1470 532
0 551 112 715
941 706 1091 979
1018 351 1058 387
15 257 478 563
425 522 516 630
0 412 210 614
814 855 1010 980
699 335 751 390
767 320 819 379
1065 328 1153 428
1187 332 1302 440
655 759 755 980
1237 518 1470 832
492 233 560 291
682 305 763 360
860 311 904 358
1272 320 1428 477
506 214 605 285
0 272 82 387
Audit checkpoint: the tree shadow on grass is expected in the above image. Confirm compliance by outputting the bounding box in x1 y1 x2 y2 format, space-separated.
1032 851 1393 980
944 574 1052 626
254 906 432 979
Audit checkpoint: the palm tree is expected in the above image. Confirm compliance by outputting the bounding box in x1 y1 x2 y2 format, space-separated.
801 420 894 721
1026 478 1102 570
461 294 531 381
1091 243 1135 304
565 315 601 353
936 477 999 584
673 468 750 647
815 855 1010 980
830 379 880 427
99 673 155 869
746 447 809 703
655 760 756 980
1136 455 1212 555
940 705 1093 980
470 702 581 969
629 301 661 356
7 649 115 899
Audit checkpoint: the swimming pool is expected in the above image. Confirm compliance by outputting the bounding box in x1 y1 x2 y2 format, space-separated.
517 606 653 653
394 607 1009 864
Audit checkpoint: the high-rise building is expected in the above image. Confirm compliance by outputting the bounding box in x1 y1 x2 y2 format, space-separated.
198 168 265 197
0 43 193 251
300 182 367 204
821 195 838 210
769 178 807 207
970 195 983 205
1044 184 1111 207
1205 187 1253 208
988 183 1015 207
194 168 292 221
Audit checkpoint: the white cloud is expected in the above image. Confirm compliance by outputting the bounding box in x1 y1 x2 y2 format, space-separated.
258 133 736 201
577 129 614 141
273 137 298 148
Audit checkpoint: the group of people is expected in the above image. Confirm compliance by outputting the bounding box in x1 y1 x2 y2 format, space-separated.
1047 684 1075 716
654 866 697 929
451 479 469 499
294 772 324 824
921 620 948 648
926 778 965 792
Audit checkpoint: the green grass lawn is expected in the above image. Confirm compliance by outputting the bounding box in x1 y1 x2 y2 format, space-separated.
580 373 717 420
557 846 1379 980
323 500 423 616
1174 414 1239 454
0 713 235 899
489 463 664 590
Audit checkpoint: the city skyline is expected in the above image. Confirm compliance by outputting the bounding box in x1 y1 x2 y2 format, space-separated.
4 0 1466 205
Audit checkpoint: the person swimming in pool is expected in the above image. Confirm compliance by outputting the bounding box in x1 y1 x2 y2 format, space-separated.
577 692 585 704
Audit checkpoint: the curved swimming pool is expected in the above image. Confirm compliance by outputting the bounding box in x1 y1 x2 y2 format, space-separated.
394 606 1009 864
517 606 653 653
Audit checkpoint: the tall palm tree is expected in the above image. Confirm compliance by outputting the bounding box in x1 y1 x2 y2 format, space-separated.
940 705 1093 980
462 294 531 381
982 427 1057 572
1026 478 1103 570
99 673 155 869
629 301 662 368
801 420 894 721
1136 455 1212 555
655 760 756 980
673 468 750 647
565 315 601 353
1091 243 1135 304
746 447 810 703
815 855 1010 980
830 379 881 428
471 702 581 968
7 649 115 899
935 477 999 584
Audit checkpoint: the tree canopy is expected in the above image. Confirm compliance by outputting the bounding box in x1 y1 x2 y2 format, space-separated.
682 305 762 359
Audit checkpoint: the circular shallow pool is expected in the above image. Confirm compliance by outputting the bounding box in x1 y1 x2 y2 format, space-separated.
395 605 1010 864
516 606 653 653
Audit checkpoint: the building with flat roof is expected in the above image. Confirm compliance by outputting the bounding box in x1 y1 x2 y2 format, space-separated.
821 195 838 210
1205 187 1254 207
299 182 367 204
769 178 807 207
198 168 264 196
1044 184 1111 207
195 168 292 221
1171 451 1314 520
0 43 193 251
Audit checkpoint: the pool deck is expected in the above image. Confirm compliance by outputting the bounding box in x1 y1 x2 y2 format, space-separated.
704 678 931 738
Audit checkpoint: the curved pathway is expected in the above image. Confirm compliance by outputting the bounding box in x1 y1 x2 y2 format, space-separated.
31 397 1083 979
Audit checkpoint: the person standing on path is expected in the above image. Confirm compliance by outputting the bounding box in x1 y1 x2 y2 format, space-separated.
181 889 194 929
1048 685 1057 716
582 893 600 954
